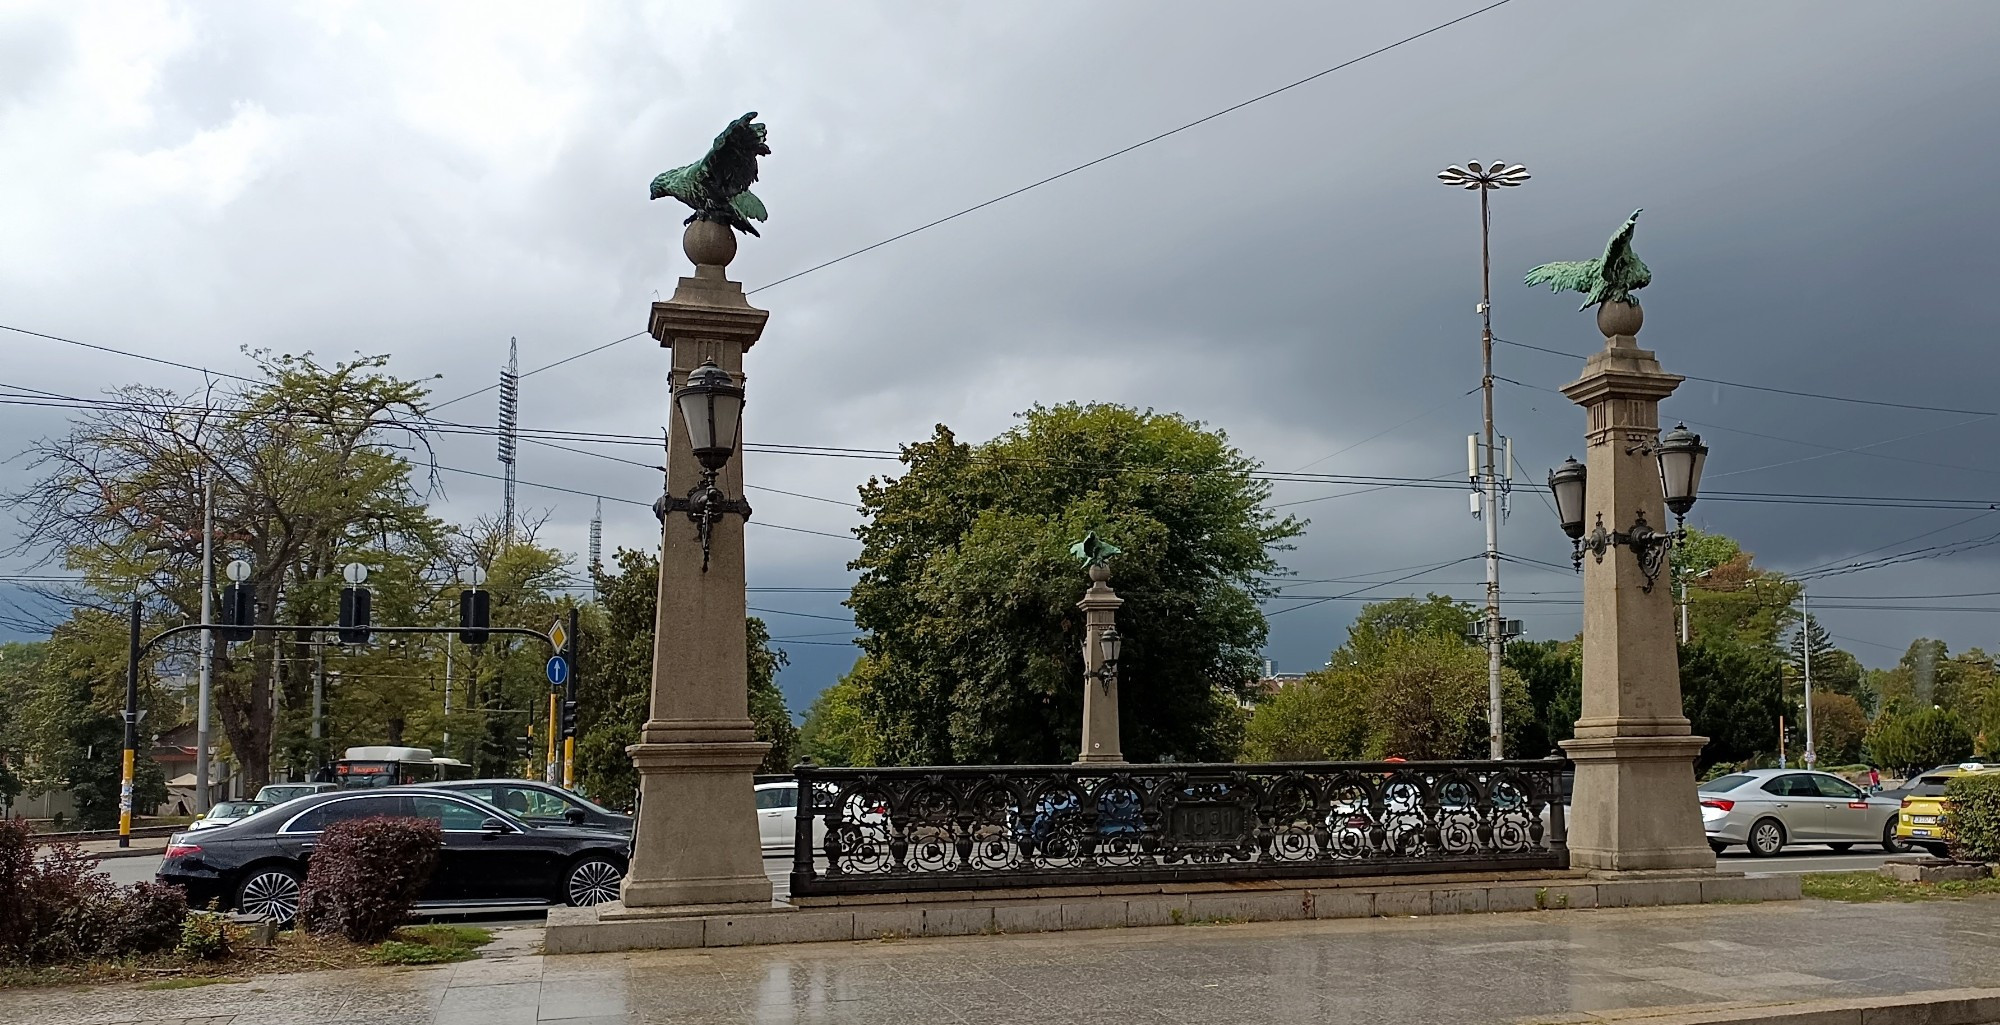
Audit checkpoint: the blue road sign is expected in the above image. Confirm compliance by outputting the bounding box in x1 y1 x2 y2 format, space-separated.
546 656 570 686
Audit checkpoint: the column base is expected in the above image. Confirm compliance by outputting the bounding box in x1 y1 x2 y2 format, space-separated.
1073 753 1126 765
1560 733 1716 874
622 736 773 910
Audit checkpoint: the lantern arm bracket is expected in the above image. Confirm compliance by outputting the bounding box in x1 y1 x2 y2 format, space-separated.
1084 659 1120 692
652 470 753 573
1571 510 1677 592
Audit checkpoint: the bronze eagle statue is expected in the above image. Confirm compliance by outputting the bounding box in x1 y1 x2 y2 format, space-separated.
1069 532 1122 569
1523 209 1650 311
650 112 770 236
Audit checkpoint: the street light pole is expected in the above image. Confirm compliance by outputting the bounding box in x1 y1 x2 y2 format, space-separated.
120 598 140 848
1801 587 1816 768
1439 160 1530 759
195 472 215 813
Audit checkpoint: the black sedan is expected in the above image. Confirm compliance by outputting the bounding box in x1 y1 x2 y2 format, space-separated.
418 778 633 834
157 788 629 923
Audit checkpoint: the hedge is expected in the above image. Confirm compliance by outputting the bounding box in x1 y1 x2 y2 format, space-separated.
1945 773 2000 862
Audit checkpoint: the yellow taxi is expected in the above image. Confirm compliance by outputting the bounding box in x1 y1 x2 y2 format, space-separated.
1897 763 2000 855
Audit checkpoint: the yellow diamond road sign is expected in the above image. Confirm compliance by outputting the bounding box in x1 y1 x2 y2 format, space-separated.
549 620 568 652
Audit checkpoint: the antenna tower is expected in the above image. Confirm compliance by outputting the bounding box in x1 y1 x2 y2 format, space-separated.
589 498 603 592
497 338 519 546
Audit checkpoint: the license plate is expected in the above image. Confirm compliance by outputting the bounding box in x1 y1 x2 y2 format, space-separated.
1912 816 1939 825
1911 829 1933 837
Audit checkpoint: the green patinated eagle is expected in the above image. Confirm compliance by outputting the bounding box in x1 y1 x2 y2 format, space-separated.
1069 532 1122 569
1523 209 1650 311
650 112 770 236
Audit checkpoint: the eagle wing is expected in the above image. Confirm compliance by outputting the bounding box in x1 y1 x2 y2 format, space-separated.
1522 259 1602 295
701 112 770 201
730 189 768 223
1597 209 1650 297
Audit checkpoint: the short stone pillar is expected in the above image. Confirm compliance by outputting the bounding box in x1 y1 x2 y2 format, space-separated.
1075 563 1124 765
1557 301 1717 873
620 220 774 909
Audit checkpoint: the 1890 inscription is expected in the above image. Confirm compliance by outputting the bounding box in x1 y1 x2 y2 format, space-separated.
1169 802 1243 845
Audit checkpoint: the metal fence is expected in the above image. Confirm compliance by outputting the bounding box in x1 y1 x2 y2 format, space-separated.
790 759 1568 896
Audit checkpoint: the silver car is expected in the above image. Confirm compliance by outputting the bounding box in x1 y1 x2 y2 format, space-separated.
1700 769 1908 857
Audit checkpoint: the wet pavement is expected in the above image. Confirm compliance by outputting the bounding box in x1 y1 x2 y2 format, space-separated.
7 898 1998 1025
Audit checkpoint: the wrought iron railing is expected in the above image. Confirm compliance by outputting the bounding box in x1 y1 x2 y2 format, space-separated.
790 759 1568 896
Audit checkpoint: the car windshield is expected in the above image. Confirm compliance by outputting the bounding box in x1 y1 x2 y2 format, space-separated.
1699 774 1755 794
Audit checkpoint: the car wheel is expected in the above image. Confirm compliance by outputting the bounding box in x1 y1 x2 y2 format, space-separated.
1828 843 1853 852
564 854 625 907
236 865 303 924
1746 818 1786 857
1882 820 1912 853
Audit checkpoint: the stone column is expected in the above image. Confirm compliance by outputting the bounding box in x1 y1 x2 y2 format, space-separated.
621 221 773 909
1557 302 1716 873
1075 563 1124 765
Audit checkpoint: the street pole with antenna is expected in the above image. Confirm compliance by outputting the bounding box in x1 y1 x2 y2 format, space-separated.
1439 160 1531 759
1802 587 1816 768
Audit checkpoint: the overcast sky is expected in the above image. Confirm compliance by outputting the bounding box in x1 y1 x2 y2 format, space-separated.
4 1 1999 713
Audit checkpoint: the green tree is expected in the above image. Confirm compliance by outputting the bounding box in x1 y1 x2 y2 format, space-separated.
797 660 881 767
0 641 48 807
7 352 445 787
1244 599 1526 761
1808 692 1869 765
849 404 1301 765
1682 545 1800 653
1678 640 1787 770
573 550 796 803
1504 638 1581 758
1868 706 1973 777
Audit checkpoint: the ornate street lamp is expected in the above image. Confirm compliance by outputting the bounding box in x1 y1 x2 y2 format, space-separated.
1545 428 1711 592
1548 456 1588 540
1655 423 1708 522
1088 626 1123 691
654 358 752 571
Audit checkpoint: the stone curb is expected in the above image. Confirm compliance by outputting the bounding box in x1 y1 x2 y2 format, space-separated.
1516 986 2000 1025
545 871 1801 954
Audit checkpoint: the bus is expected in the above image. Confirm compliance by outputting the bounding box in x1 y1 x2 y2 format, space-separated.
332 746 475 789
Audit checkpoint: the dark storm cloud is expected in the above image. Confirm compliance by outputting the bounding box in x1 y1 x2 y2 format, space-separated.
3 1 1998 707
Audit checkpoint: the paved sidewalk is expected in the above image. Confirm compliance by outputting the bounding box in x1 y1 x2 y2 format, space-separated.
6 899 1999 1025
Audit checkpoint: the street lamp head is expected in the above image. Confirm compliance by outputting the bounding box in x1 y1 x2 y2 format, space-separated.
1098 626 1122 666
1437 161 1531 191
674 359 746 474
1655 423 1709 519
1547 456 1588 540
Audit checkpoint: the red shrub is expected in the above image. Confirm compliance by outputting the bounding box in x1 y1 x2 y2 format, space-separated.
0 818 188 964
298 816 442 943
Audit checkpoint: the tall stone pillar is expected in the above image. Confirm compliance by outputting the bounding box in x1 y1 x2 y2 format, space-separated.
1557 302 1716 873
620 221 773 909
1075 563 1124 765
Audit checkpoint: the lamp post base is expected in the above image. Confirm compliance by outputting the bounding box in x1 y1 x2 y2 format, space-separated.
1560 733 1717 873
621 735 773 909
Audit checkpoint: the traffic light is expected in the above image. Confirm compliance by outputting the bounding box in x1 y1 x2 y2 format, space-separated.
458 588 490 646
515 732 533 760
338 585 372 645
220 582 254 642
561 699 578 737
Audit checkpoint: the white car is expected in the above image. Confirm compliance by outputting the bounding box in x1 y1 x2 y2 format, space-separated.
253 783 337 806
187 800 272 831
1699 768 1907 856
754 781 889 851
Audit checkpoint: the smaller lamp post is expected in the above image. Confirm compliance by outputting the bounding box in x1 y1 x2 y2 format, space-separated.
654 358 752 571
1072 533 1126 765
1545 425 1711 592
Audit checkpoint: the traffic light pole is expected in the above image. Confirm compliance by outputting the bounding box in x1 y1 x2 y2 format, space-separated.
119 600 140 848
562 606 579 789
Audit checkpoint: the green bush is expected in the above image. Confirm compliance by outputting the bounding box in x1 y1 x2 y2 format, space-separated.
1945 773 2000 862
297 817 441 943
176 910 231 962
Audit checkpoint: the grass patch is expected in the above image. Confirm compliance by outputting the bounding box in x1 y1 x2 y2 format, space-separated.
1802 870 2000 903
364 925 493 966
141 976 243 990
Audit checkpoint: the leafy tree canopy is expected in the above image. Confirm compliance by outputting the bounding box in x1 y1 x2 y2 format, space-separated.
847 403 1301 765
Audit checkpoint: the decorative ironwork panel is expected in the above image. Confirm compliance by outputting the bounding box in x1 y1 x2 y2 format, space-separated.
790 759 1569 896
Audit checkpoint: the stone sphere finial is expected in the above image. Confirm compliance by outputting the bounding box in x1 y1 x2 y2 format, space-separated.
1088 563 1111 585
1596 300 1643 340
683 220 737 270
